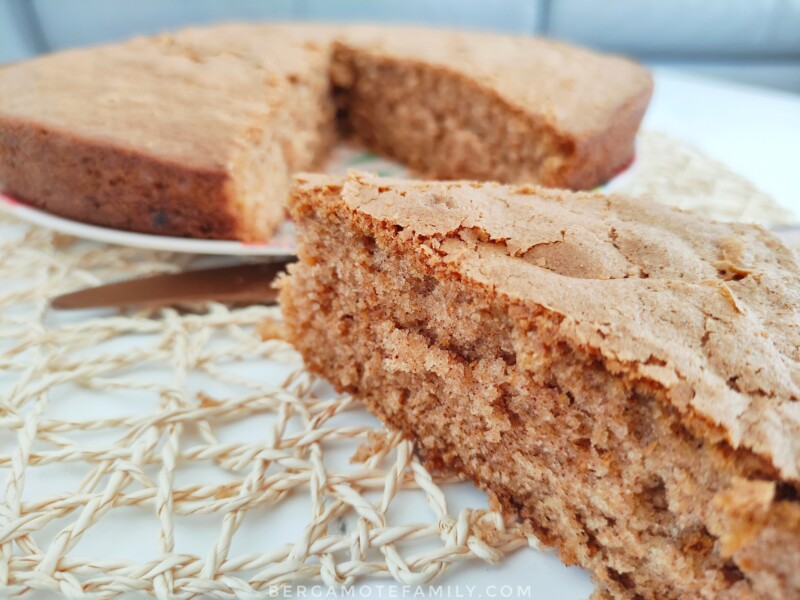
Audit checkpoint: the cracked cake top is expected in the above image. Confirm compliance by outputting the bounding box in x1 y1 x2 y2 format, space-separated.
298 171 800 480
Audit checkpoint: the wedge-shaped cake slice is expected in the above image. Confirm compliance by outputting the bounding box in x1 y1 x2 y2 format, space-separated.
280 172 800 600
0 24 337 241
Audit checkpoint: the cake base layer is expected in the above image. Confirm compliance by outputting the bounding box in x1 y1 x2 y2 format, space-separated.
280 176 800 600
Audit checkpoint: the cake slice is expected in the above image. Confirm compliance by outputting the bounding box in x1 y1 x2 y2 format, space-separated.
332 27 652 189
0 24 337 241
279 172 800 599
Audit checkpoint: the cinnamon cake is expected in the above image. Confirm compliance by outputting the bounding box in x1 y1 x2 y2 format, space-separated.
279 172 800 599
0 24 651 241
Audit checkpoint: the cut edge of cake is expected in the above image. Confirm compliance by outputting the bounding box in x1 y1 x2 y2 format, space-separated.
279 171 800 599
331 27 653 189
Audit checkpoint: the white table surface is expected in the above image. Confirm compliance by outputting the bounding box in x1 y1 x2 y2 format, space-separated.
19 71 800 600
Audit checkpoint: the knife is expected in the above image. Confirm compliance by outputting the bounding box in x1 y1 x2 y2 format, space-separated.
50 258 296 310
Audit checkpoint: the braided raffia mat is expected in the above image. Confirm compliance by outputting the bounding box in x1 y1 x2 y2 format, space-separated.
610 131 797 227
0 221 529 598
0 132 796 599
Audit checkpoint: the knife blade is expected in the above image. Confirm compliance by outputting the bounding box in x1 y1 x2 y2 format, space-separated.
50 258 296 310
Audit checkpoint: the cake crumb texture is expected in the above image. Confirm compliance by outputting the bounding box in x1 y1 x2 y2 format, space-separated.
333 27 652 189
280 172 800 599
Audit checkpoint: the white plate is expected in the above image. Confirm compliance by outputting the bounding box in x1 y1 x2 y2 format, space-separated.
0 192 298 256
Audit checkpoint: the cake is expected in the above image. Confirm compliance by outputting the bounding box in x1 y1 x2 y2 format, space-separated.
279 171 800 599
0 24 652 241
332 27 652 189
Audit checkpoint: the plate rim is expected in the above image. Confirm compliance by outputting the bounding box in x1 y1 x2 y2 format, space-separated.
0 193 296 257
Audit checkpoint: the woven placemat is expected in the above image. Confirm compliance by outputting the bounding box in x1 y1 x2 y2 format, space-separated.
0 132 795 598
